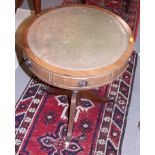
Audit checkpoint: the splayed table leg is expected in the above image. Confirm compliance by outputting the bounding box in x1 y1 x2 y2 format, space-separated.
66 90 80 149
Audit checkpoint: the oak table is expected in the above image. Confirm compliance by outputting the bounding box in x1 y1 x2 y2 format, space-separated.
22 4 134 148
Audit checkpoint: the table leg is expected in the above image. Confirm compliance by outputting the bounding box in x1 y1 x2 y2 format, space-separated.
42 86 70 96
15 0 24 12
33 0 41 14
66 90 80 149
42 86 114 149
80 90 115 103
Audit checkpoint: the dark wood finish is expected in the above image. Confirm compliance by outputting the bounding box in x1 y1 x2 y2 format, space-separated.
15 0 24 12
44 87 114 103
66 91 80 147
80 90 115 103
33 0 41 14
15 0 41 14
42 86 71 96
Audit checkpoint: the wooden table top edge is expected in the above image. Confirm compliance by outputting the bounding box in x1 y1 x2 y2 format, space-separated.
22 4 134 77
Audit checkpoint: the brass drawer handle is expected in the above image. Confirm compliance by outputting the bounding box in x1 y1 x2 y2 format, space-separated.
78 80 88 87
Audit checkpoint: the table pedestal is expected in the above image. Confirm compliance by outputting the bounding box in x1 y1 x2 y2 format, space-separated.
43 87 114 148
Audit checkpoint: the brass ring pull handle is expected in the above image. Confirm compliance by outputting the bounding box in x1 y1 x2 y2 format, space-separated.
24 58 31 67
78 80 88 87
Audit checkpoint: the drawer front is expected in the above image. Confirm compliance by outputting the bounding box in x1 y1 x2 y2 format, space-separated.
23 53 128 90
52 72 113 90
23 54 50 83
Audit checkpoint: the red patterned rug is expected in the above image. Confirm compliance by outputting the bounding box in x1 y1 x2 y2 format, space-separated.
16 51 138 155
63 0 140 39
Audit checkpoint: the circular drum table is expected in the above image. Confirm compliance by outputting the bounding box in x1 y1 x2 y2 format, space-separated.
22 4 134 148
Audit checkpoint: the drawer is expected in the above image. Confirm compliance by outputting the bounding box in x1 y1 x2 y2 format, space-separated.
53 72 113 90
23 54 50 83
